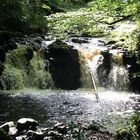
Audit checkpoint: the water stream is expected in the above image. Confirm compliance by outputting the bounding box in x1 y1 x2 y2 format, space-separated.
0 90 139 133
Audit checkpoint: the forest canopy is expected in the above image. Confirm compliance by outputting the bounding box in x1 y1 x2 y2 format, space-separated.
0 0 139 32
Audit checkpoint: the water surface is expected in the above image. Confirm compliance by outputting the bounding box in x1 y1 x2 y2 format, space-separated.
0 90 139 132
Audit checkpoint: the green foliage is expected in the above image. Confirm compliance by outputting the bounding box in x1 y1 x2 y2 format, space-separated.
47 9 106 39
0 0 48 31
88 0 140 25
0 64 24 90
0 128 12 140
116 114 140 140
47 0 140 39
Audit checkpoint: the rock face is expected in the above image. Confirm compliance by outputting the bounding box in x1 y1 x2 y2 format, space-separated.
46 40 81 90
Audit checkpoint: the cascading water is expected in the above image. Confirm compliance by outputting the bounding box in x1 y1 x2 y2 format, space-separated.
108 65 130 91
67 37 130 91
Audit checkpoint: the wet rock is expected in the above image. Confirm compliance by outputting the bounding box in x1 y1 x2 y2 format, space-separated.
0 62 4 75
27 130 44 140
108 44 118 50
0 31 16 46
71 38 89 44
100 50 111 70
17 118 38 133
130 75 140 92
8 38 27 45
0 121 17 136
40 35 51 41
25 47 34 60
47 131 63 140
108 25 115 30
44 136 52 140
53 123 67 134
106 40 116 45
4 43 18 52
47 40 81 89
34 37 43 45
123 54 137 66
16 135 27 140
0 47 6 62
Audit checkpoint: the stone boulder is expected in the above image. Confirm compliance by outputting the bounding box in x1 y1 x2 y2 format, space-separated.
0 121 17 136
0 62 4 75
0 47 6 62
27 130 44 140
17 118 38 133
46 40 81 89
47 131 63 140
53 123 67 135
25 47 34 60
71 38 89 44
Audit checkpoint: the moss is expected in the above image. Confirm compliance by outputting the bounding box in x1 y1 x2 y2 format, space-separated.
0 45 54 90
6 45 30 69
36 70 54 89
0 128 12 140
0 64 24 90
23 52 54 89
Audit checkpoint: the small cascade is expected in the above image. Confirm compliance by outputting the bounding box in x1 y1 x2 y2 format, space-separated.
67 37 130 91
108 65 130 91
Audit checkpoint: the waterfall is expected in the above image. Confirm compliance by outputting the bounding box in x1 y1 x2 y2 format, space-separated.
67 37 130 91
108 65 130 91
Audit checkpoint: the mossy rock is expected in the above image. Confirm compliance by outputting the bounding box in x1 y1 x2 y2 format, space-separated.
0 65 24 90
36 70 54 89
48 39 73 49
6 45 32 69
116 129 131 140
